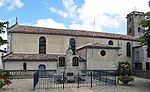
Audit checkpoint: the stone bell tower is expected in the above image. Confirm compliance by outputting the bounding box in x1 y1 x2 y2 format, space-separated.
126 11 144 38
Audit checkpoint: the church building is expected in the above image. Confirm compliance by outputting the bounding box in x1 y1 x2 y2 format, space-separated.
2 11 150 72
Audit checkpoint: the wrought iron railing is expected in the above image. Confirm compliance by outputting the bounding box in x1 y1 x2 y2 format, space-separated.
33 70 117 90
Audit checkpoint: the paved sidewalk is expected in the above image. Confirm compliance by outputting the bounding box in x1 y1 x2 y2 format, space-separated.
71 87 93 92
1 78 150 92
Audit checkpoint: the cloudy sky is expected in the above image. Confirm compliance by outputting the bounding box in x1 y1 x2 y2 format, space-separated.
0 0 150 48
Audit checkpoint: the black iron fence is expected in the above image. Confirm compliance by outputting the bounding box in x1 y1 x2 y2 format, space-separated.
33 70 117 90
0 69 117 90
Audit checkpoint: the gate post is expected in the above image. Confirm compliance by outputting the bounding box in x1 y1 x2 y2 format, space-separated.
105 71 107 86
90 71 93 88
93 70 95 79
33 70 39 91
63 72 65 89
99 70 101 81
77 72 79 88
115 71 117 87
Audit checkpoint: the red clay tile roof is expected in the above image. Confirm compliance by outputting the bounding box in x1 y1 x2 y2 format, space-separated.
9 24 137 41
3 53 62 61
77 43 121 50
3 53 86 62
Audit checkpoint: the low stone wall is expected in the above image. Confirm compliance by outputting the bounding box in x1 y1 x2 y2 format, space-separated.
132 70 150 79
0 70 56 79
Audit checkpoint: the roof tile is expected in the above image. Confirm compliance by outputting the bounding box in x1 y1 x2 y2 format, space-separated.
3 53 62 61
9 25 137 41
77 43 121 50
3 53 86 62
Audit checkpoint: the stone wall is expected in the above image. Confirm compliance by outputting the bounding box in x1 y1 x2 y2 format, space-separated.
132 70 150 79
9 32 138 57
4 61 57 70
4 60 86 70
86 48 118 70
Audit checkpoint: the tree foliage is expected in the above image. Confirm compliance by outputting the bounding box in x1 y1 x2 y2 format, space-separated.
0 22 8 46
139 12 150 46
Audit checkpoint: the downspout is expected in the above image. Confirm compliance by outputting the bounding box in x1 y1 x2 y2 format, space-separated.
2 54 5 70
131 41 134 69
84 47 87 70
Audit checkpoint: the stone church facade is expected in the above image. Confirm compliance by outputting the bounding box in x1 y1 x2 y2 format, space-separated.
2 11 150 71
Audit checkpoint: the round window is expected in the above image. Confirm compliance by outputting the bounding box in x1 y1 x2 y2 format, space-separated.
100 50 106 56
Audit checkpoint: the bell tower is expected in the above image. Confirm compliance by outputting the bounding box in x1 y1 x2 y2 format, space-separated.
126 11 144 38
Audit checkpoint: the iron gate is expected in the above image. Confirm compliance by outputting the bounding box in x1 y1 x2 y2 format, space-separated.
33 70 117 90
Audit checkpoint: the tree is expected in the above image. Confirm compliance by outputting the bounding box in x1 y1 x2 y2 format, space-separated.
0 22 9 88
139 12 150 57
139 12 150 46
0 22 8 46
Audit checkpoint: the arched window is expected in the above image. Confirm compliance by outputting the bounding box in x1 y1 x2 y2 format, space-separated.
129 17 132 22
147 47 150 57
69 38 76 55
108 40 113 45
39 36 46 54
59 57 65 67
72 57 79 66
138 27 141 32
127 42 131 57
129 28 132 33
23 62 27 70
38 64 46 70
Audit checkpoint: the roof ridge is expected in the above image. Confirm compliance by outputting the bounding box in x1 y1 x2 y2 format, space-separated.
15 24 133 36
77 42 121 50
10 24 137 41
11 53 65 55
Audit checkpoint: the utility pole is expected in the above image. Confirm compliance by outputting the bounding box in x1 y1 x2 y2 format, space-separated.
91 18 95 70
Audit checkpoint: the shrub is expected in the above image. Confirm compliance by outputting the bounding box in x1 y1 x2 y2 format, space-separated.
0 71 11 88
118 76 134 85
0 79 6 88
117 61 131 76
0 71 11 78
117 61 134 85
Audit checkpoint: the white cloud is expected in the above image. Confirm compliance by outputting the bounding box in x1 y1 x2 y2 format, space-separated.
49 0 150 33
62 0 78 17
50 7 68 18
69 23 103 32
34 18 66 29
75 0 150 32
0 0 24 10
0 0 3 7
49 0 78 18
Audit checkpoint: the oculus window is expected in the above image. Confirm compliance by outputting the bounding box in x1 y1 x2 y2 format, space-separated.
100 50 106 56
